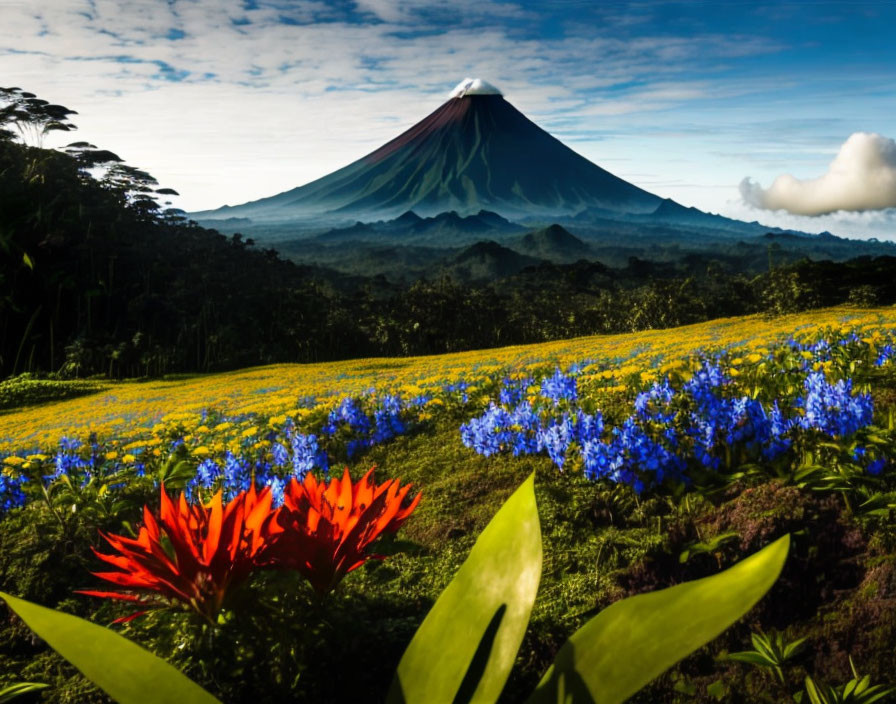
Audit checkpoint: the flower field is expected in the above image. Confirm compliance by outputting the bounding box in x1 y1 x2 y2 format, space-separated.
2 306 895 458
3 306 896 703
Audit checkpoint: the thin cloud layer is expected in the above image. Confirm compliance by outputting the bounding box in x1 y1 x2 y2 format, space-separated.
0 0 788 210
2 0 895 232
740 132 896 216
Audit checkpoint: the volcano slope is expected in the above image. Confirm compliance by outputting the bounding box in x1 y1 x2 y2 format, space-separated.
193 87 661 224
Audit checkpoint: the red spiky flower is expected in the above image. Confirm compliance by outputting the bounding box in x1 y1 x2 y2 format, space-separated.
77 484 279 623
270 467 421 595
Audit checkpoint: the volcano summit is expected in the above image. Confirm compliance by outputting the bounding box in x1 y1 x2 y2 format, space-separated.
193 79 663 224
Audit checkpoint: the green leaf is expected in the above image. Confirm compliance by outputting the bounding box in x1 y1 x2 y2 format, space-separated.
726 651 777 668
862 687 896 704
783 636 808 660
21 252 33 270
528 534 790 704
0 682 49 703
388 472 542 704
805 676 831 704
0 592 220 704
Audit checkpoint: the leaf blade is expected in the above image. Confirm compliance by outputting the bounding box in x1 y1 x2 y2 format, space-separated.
0 592 221 704
388 472 542 704
528 534 790 704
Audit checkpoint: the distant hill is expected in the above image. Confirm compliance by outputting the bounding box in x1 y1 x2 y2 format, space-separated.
312 209 523 246
438 240 542 282
514 224 591 262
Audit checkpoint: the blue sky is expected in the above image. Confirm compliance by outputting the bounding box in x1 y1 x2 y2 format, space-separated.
2 0 896 237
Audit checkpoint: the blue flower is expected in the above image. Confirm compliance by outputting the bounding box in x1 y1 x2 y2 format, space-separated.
186 458 220 500
540 416 574 469
0 472 27 512
289 431 328 478
875 344 894 367
796 372 873 437
271 442 289 467
461 404 513 457
541 369 578 404
222 451 251 498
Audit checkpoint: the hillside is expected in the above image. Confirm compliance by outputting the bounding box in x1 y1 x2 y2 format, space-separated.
2 306 893 451
3 307 896 703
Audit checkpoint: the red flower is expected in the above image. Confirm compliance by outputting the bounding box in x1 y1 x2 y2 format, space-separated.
270 467 421 595
78 484 279 623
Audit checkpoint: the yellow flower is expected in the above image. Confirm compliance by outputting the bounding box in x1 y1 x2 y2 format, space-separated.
122 454 137 463
192 446 211 457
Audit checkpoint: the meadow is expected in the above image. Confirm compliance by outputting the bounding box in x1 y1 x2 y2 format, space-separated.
3 305 896 703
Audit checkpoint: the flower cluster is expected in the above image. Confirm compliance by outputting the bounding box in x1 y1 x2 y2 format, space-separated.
540 369 578 404
286 425 329 477
80 469 420 621
498 376 531 407
272 468 420 595
78 484 278 623
321 395 410 459
184 395 415 504
795 372 873 437
583 417 683 491
462 361 878 492
0 471 27 512
876 343 894 367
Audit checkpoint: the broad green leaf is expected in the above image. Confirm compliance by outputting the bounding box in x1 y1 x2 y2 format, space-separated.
388 472 542 704
0 592 220 704
528 534 790 704
0 682 49 703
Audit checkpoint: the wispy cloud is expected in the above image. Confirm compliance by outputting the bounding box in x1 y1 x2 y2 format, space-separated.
1 0 893 236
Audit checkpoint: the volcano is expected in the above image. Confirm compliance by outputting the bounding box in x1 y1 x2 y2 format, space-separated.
193 79 663 224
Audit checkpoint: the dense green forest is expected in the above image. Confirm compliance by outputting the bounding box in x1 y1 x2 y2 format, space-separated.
3 86 895 380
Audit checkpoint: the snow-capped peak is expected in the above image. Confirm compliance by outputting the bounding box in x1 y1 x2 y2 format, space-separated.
450 77 502 98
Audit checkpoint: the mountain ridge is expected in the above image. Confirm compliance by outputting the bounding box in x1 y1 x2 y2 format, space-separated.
191 91 662 223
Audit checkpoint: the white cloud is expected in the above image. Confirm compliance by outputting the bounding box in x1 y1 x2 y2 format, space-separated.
740 132 896 215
